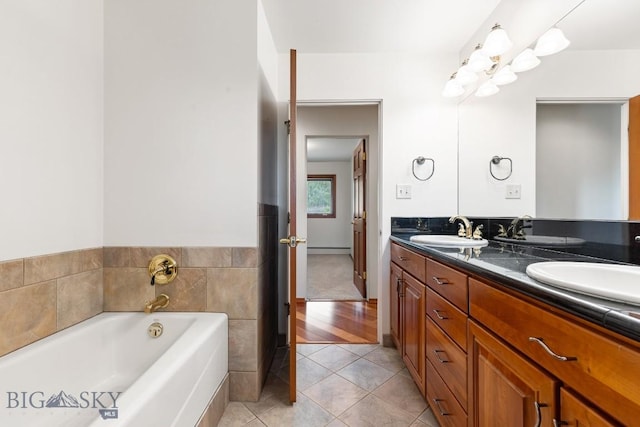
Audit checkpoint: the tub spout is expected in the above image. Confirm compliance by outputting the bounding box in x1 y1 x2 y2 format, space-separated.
145 294 169 314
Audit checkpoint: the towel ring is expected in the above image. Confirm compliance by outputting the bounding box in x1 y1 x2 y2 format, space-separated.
489 156 512 181
412 156 435 181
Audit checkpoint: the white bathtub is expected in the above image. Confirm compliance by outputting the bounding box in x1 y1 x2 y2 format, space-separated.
0 312 228 427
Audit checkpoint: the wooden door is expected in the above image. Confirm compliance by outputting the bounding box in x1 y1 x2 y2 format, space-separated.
278 49 300 403
352 139 366 297
390 262 403 352
402 273 425 395
469 320 558 427
629 95 640 219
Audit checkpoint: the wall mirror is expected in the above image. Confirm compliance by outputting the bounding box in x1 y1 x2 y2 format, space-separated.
457 0 640 220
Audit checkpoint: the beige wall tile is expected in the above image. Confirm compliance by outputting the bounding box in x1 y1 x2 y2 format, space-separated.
130 247 182 268
229 319 258 372
103 247 131 268
207 268 258 319
183 247 232 268
0 282 57 356
0 259 24 292
232 248 258 268
57 270 103 330
229 371 260 402
24 248 102 285
103 267 155 311
156 267 206 312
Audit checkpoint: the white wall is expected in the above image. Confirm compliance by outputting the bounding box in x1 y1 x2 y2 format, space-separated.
280 53 459 337
104 0 259 247
459 49 640 217
536 104 622 219
307 161 352 253
0 1 104 261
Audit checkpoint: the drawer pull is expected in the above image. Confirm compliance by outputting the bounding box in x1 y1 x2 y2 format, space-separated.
398 256 409 261
528 337 577 362
534 401 548 427
432 398 451 416
432 309 448 320
432 276 450 286
433 349 450 363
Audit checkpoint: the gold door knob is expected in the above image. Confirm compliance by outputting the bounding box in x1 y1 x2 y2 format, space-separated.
279 236 307 248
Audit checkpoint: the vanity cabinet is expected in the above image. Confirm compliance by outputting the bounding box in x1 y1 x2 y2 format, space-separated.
390 240 640 427
390 243 426 394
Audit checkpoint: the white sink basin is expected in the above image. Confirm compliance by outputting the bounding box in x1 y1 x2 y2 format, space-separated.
409 235 488 248
495 235 585 247
526 262 640 305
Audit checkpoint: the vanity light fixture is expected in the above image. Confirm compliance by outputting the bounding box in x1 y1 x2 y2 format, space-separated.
534 27 570 56
491 65 518 85
475 80 499 97
510 48 541 72
482 24 513 57
442 73 465 97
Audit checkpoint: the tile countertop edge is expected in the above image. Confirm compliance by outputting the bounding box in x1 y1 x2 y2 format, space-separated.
390 235 640 344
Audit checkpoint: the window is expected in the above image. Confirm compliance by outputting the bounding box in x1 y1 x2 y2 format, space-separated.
307 174 336 218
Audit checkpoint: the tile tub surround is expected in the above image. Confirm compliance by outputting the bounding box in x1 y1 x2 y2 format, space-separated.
0 248 103 356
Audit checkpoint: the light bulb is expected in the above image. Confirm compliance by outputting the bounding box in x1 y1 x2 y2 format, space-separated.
483 24 513 57
534 27 570 56
475 80 499 97
511 48 541 73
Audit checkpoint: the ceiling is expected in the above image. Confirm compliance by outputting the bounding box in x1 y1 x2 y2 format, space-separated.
261 0 502 54
307 137 361 162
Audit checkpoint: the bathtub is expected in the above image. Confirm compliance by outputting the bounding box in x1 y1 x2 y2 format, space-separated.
0 312 228 427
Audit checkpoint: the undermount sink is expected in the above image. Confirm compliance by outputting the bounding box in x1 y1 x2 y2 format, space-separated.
409 235 488 248
495 235 586 247
526 261 640 305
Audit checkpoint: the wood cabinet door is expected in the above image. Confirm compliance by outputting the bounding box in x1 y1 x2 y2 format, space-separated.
559 388 621 427
402 272 426 394
469 320 558 427
390 262 403 352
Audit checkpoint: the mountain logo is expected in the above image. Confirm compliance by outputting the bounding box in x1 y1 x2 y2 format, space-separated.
45 391 80 408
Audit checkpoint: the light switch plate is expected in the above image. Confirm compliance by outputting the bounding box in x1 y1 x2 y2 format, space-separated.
396 184 412 199
506 184 522 199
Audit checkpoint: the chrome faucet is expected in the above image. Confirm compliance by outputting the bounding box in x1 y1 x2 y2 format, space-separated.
145 294 169 314
449 215 473 239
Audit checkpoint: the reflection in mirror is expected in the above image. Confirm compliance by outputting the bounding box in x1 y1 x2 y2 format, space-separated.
457 0 640 220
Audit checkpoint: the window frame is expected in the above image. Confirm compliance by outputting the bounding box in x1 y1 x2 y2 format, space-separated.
306 174 337 219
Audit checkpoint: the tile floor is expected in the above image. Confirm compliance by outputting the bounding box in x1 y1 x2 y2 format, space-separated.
219 344 440 427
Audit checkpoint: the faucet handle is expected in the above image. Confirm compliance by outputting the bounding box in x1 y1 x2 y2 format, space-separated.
497 224 508 237
456 223 466 237
473 224 484 240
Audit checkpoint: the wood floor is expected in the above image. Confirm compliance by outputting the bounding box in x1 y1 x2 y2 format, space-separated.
296 300 378 344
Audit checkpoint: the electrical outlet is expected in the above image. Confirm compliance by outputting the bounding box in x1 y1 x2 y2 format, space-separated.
396 184 412 199
506 184 522 199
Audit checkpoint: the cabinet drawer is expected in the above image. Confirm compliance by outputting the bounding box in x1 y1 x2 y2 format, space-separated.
426 317 467 411
426 287 467 349
560 388 620 427
469 278 640 426
391 243 426 282
426 259 468 313
426 359 467 427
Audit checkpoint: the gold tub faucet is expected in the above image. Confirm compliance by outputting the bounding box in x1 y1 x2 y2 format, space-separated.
145 294 170 314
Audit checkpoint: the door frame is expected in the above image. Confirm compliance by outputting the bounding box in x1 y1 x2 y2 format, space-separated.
294 100 382 306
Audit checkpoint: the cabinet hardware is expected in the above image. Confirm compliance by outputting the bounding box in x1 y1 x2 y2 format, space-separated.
398 256 409 261
432 398 451 416
396 278 404 297
432 309 448 320
433 349 450 363
553 420 569 427
534 401 548 427
528 337 577 361
432 276 450 286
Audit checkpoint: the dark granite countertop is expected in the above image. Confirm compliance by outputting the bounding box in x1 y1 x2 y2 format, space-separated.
390 233 640 343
